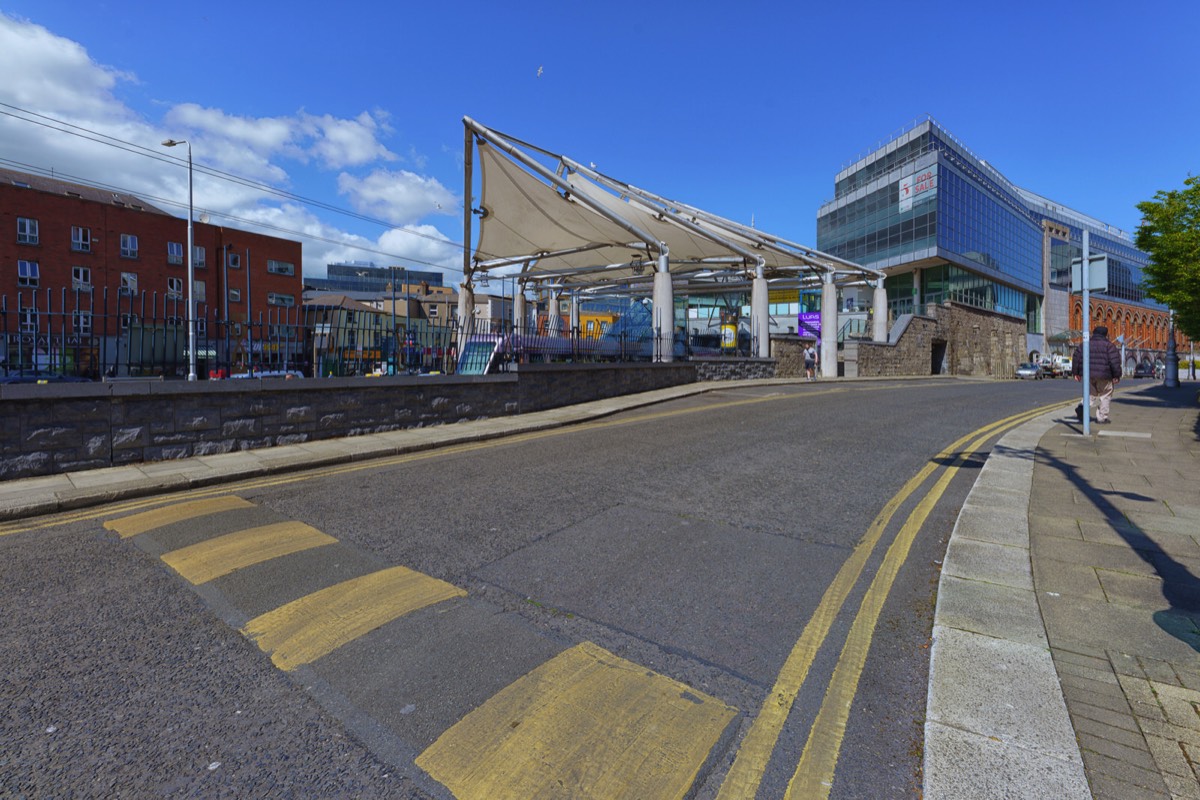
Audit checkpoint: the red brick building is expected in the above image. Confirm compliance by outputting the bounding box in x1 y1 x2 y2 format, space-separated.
1 167 302 377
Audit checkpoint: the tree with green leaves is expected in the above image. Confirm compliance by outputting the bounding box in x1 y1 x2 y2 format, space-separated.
1135 175 1200 340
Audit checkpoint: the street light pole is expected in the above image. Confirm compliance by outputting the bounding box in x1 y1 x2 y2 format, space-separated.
162 138 196 380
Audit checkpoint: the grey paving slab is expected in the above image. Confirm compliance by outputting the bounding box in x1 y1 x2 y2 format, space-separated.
934 574 1048 646
953 505 1031 547
923 721 1089 800
942 537 1034 591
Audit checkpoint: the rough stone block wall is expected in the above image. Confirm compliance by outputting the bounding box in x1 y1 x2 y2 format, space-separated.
693 359 776 381
856 302 1026 378
769 338 806 379
0 364 697 481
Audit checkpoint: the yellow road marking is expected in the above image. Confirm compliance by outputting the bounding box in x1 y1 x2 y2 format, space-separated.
242 565 465 671
716 404 1055 800
160 521 336 585
784 423 999 799
416 641 737 800
102 495 254 538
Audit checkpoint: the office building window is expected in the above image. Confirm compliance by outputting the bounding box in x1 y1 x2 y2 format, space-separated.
168 241 184 265
17 217 38 244
266 259 295 276
167 277 184 299
226 252 241 269
72 266 92 291
193 245 206 268
71 226 91 252
267 292 294 307
228 288 241 303
19 309 37 333
17 260 39 287
120 271 138 295
120 233 138 258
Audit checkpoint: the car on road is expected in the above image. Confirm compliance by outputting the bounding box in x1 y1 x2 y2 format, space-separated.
1015 362 1043 380
1133 361 1155 378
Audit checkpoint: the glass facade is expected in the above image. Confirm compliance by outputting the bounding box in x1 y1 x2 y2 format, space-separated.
817 119 1161 336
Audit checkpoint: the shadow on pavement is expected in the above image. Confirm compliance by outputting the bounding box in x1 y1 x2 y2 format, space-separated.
1039 385 1200 652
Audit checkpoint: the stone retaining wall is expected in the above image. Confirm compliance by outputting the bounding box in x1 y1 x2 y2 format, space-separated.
0 363 696 481
854 301 1026 378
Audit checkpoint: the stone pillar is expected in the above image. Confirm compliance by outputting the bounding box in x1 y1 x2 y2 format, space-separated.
820 272 838 378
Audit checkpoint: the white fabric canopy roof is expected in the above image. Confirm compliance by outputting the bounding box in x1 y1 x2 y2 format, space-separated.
467 119 880 291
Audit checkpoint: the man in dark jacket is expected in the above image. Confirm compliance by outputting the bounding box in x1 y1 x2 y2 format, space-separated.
1071 325 1123 423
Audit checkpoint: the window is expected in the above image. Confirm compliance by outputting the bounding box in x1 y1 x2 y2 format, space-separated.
267 292 294 307
71 226 91 252
17 217 38 244
120 313 138 330
17 260 39 287
226 251 241 269
167 277 184 299
196 319 206 337
266 259 295 276
228 288 242 303
165 316 183 328
120 233 138 258
19 309 37 334
120 271 138 295
72 266 92 291
193 245 206 268
427 305 439 317
168 241 184 265
73 311 92 335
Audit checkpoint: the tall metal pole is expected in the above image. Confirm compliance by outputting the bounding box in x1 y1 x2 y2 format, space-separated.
1081 230 1090 435
245 247 252 376
1164 312 1180 388
162 138 196 380
391 266 397 374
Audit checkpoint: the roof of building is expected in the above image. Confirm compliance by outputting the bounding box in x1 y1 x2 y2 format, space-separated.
0 166 170 214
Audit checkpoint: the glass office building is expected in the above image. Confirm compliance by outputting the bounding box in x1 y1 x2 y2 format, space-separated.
816 118 1160 350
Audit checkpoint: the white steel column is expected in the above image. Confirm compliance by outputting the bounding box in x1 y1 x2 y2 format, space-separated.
547 289 563 335
653 248 674 362
820 272 838 378
872 279 888 342
751 262 769 358
570 293 580 337
513 286 526 334
457 281 475 340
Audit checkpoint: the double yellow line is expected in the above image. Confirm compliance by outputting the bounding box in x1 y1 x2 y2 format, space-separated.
719 401 1064 800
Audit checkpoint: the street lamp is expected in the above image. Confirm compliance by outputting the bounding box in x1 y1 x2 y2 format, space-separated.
162 138 196 381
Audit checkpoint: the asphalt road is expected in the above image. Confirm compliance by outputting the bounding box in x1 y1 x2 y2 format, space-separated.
0 377 1082 799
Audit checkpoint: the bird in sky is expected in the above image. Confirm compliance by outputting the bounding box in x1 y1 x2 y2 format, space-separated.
537 65 543 78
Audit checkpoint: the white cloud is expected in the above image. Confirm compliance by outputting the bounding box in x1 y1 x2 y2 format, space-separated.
338 169 458 226
0 12 461 283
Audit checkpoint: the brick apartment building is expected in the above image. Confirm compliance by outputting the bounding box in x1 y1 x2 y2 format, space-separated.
0 167 302 377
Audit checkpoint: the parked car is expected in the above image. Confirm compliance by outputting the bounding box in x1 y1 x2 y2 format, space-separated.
1015 362 1043 380
1133 361 1155 378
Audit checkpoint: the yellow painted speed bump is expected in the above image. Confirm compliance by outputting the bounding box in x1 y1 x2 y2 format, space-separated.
103 496 254 538
242 565 465 671
416 641 736 800
160 521 336 585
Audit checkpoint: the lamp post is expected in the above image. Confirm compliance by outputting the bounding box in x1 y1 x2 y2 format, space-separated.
162 138 196 380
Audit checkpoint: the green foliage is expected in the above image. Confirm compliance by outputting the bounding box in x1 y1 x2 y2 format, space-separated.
1135 176 1200 340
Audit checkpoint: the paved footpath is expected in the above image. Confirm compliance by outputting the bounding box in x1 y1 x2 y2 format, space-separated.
926 380 1200 799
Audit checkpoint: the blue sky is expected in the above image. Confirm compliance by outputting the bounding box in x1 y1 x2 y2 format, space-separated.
2 1 1197 281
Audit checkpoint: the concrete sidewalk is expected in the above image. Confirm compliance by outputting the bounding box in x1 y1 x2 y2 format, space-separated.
926 380 1200 799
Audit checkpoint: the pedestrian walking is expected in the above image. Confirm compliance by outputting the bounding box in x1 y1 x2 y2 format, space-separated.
804 343 817 382
1071 325 1122 423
